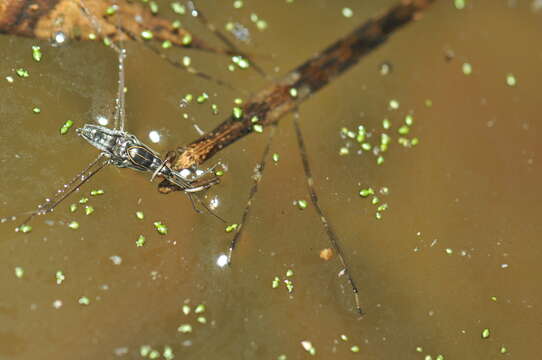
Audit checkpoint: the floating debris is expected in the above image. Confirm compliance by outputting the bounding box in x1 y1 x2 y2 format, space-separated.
320 248 333 260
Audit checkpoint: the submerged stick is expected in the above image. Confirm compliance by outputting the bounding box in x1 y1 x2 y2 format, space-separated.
162 0 436 181
0 0 230 54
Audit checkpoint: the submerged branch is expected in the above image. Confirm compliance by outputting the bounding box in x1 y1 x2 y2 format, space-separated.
159 0 436 192
0 0 229 54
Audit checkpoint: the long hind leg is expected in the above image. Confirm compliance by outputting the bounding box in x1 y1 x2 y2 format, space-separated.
1 154 110 230
292 111 363 316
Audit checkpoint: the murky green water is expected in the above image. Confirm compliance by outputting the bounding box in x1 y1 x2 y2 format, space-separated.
1 0 541 359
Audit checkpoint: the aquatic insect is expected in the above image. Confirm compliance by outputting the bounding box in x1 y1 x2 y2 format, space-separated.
1 2 223 229
76 124 221 194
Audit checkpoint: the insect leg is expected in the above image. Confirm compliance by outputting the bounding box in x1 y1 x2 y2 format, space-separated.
2 154 110 229
77 0 127 132
292 111 363 316
227 124 276 264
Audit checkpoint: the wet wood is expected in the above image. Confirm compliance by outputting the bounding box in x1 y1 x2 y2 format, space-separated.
158 0 436 193
0 0 228 53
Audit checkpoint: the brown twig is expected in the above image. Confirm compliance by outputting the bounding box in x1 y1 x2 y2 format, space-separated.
159 0 435 190
0 0 230 54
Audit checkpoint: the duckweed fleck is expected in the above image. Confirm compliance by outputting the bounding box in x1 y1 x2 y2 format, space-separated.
194 304 206 314
454 0 466 10
15 267 24 278
181 33 192 46
359 188 374 197
506 73 517 87
56 270 65 285
286 269 294 277
19 224 32 233
32 45 42 62
232 106 243 119
462 62 472 75
342 7 353 18
60 120 74 135
153 221 168 235
136 235 146 247
171 2 185 14
225 223 239 233
16 68 29 78
78 296 90 305
177 324 192 333
141 30 153 40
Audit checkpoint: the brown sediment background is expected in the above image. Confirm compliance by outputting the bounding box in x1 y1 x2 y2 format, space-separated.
0 0 541 359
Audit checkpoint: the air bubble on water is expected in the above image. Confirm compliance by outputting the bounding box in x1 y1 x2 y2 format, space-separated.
96 115 109 126
216 254 228 268
148 130 161 143
51 32 66 46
